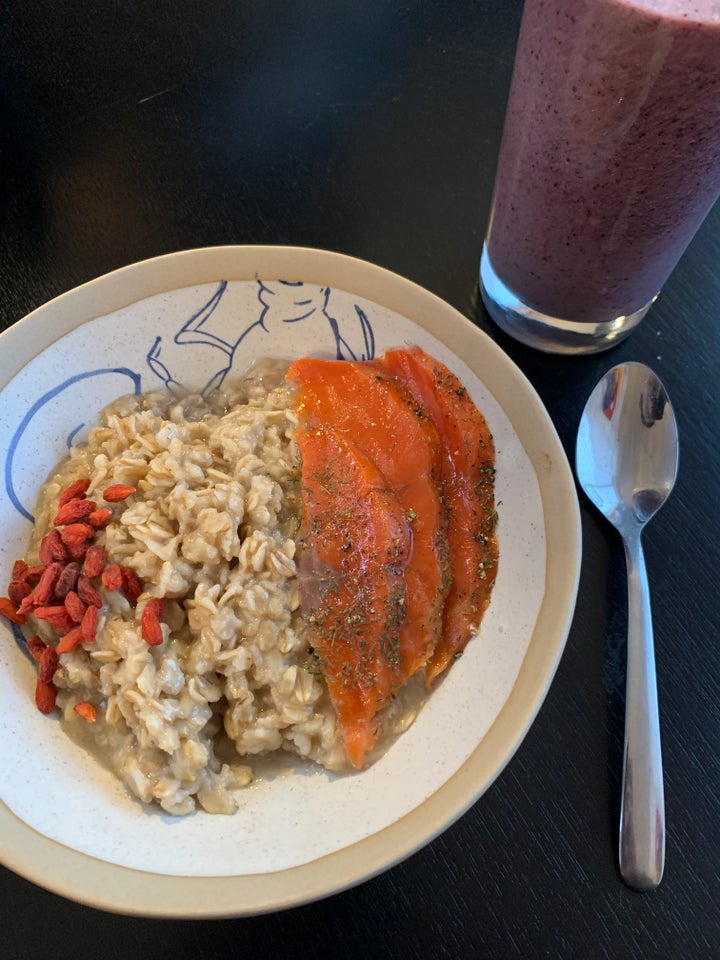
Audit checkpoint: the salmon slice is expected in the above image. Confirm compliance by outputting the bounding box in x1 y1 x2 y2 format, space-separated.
288 357 450 680
295 425 411 768
381 346 499 684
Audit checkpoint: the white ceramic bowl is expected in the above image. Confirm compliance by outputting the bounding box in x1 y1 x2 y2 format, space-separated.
0 246 581 917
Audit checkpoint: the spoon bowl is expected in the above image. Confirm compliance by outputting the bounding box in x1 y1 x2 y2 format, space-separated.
576 362 679 891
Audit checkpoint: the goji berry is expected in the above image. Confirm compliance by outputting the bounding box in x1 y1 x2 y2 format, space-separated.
102 484 137 503
39 528 68 565
120 566 142 603
88 508 112 528
58 478 91 507
38 645 59 684
18 562 63 613
33 605 72 630
145 597 164 617
38 539 52 567
81 604 98 643
35 678 57 714
24 565 45 583
56 626 84 654
141 598 165 646
26 635 46 662
8 580 31 607
83 544 107 579
12 559 29 581
63 591 87 623
16 594 34 617
53 498 96 526
60 523 94 559
38 561 63 597
76 574 102 608
1 595 27 624
55 561 80 597
101 564 123 592
73 701 96 722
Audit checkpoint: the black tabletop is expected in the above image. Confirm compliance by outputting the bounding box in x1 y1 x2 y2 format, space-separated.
2 2 720 958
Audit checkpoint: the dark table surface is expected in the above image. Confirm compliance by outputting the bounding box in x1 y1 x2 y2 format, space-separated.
2 2 719 958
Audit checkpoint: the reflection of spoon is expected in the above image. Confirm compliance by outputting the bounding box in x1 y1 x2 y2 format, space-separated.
576 362 679 891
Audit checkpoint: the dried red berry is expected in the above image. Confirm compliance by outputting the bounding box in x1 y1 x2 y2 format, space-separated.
12 559 29 582
36 562 63 599
53 498 97 526
35 678 57 714
38 645 59 684
80 604 98 643
83 544 108 579
141 598 165 646
24 565 45 583
58 478 91 507
0 596 27 624
39 528 68 565
76 574 102 608
55 561 80 598
33 605 73 631
60 523 94 559
8 580 32 607
102 484 137 503
88 508 112 528
27 635 47 663
63 591 87 624
101 564 123 592
73 702 96 722
18 561 63 615
56 625 84 654
120 566 142 603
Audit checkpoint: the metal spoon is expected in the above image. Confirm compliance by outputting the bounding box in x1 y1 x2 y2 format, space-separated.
576 362 678 891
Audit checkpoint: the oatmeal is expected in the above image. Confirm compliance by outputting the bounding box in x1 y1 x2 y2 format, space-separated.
15 363 343 815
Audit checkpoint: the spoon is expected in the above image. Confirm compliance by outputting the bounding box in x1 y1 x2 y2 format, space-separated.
576 362 678 891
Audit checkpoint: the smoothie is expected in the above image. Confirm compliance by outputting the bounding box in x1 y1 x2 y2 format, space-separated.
485 0 720 325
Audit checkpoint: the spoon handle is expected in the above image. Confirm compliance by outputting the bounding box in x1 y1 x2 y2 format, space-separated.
619 529 665 890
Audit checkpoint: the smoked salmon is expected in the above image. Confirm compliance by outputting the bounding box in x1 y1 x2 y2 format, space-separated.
287 345 498 767
288 358 450 680
295 426 410 768
381 347 498 683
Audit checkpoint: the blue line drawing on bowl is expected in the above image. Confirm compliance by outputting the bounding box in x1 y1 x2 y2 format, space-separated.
66 423 86 449
147 280 234 396
5 368 142 524
146 279 376 395
5 281 377 520
255 280 375 362
12 621 32 662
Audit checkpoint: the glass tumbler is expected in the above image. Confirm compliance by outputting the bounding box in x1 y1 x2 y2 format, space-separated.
480 0 720 354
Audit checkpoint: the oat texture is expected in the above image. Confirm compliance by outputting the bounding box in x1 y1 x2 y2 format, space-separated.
28 366 344 815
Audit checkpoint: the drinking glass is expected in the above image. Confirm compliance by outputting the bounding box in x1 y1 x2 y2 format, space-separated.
480 0 720 354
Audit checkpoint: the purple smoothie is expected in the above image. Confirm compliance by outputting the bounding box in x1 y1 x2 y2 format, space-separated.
486 0 720 324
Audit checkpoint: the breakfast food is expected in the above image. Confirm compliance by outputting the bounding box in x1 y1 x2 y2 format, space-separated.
288 348 498 766
2 348 498 814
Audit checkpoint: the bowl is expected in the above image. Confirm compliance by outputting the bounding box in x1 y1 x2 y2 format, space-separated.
0 246 581 916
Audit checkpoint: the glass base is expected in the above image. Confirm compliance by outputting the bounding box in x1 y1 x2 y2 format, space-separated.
479 245 656 355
